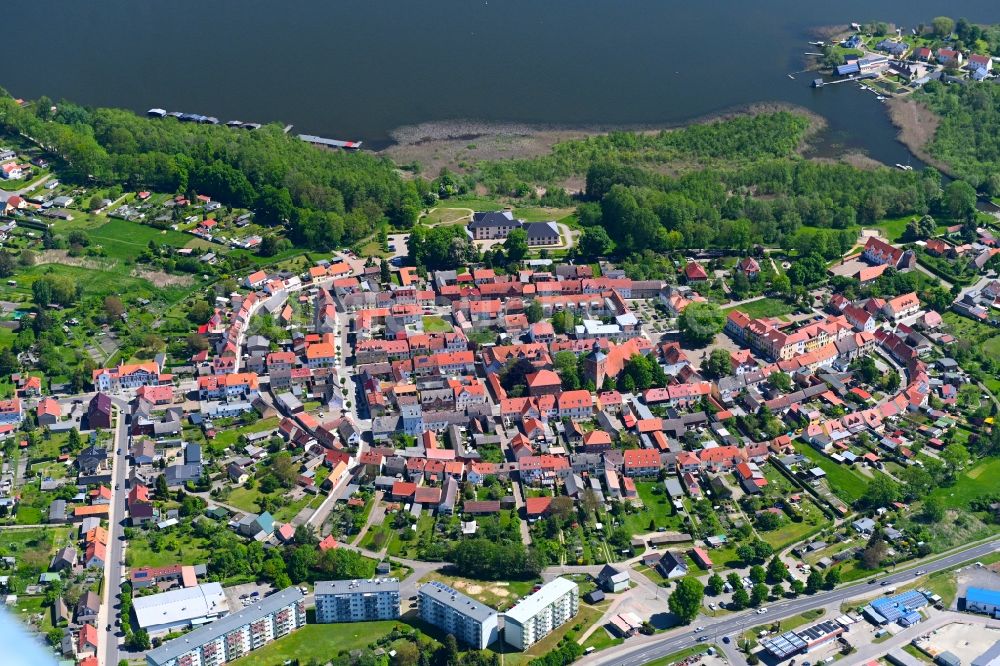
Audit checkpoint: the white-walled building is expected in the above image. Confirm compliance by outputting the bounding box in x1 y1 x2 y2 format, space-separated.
145 587 306 666
133 582 230 636
315 578 400 623
419 581 498 649
503 577 579 651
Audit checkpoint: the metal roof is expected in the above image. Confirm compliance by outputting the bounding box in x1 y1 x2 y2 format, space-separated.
133 583 228 630
145 587 304 666
315 578 399 596
421 581 496 623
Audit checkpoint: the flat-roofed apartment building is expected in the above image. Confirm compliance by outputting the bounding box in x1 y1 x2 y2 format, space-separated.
419 580 498 649
503 577 579 651
145 587 306 666
315 578 400 623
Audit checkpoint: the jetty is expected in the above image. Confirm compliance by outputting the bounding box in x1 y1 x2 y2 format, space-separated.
298 134 363 151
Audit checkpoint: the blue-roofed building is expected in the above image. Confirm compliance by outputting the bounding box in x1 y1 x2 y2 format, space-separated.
842 35 862 49
877 40 908 57
967 587 1000 617
899 610 921 627
837 63 860 76
866 589 929 626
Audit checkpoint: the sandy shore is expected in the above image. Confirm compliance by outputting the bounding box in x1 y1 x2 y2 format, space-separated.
886 97 950 175
380 102 827 177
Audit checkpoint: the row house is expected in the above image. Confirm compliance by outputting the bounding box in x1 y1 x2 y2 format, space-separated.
412 350 476 377
197 372 260 401
92 361 164 393
622 448 662 477
519 455 571 485
557 390 593 419
882 292 920 322
305 342 336 369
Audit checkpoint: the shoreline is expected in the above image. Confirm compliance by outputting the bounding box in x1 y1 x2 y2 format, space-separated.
885 97 951 176
379 102 828 175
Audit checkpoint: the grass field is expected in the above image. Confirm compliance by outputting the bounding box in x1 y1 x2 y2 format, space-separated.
760 499 829 551
581 626 624 653
422 315 453 333
0 526 74 569
85 219 197 259
793 443 869 502
211 417 280 449
421 207 473 226
621 481 686 536
870 216 914 242
930 457 1000 509
127 531 212 569
230 621 406 666
724 297 796 320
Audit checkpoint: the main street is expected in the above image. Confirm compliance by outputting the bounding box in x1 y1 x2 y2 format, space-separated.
581 538 1000 666
99 396 132 666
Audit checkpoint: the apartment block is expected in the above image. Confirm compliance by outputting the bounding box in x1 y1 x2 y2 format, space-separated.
503 577 579 651
145 587 306 666
418 581 499 649
315 578 400 623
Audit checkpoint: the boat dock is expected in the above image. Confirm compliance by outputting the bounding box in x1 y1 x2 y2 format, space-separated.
298 134 363 151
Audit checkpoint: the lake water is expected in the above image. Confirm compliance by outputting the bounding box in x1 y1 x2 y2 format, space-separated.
7 1 1000 162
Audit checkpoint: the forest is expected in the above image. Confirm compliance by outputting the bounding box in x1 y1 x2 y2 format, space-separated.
473 111 813 195
574 158 947 259
0 91 423 250
918 80 1000 192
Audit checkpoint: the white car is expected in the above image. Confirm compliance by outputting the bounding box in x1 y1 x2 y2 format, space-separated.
694 627 705 633
757 608 768 615
708 603 717 611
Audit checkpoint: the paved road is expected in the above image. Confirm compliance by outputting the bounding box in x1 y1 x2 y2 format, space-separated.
99 397 131 666
581 538 1000 666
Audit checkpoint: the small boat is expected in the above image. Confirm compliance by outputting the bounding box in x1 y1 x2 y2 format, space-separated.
895 164 913 171
876 95 886 101
809 41 826 46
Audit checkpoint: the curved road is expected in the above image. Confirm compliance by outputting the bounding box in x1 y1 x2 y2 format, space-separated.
582 538 1000 666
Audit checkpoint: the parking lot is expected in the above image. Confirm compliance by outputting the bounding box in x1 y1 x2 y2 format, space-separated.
222 581 276 611
916 622 1000 664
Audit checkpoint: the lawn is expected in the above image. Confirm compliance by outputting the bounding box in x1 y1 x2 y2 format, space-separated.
929 457 1000 509
580 626 624 653
644 645 716 666
422 207 473 226
793 442 869 502
210 417 280 449
86 219 197 260
230 621 406 666
723 297 795 320
10 595 54 636
422 315 453 333
620 481 686 536
0 526 73 570
127 531 212 569
759 498 829 551
871 216 915 242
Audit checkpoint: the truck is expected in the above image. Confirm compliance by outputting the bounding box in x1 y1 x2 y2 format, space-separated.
883 585 897 594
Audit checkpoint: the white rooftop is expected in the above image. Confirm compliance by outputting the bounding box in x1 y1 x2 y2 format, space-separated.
133 582 229 629
504 577 578 625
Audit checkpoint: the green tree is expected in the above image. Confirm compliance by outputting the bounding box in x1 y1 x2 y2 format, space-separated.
707 573 725 595
578 226 613 260
504 228 529 264
766 556 789 583
749 565 766 585
701 348 732 379
680 302 725 346
857 474 901 511
824 567 842 589
932 16 955 37
731 587 750 610
525 300 543 324
668 577 704 623
750 583 768 606
805 569 823 594
945 180 977 221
